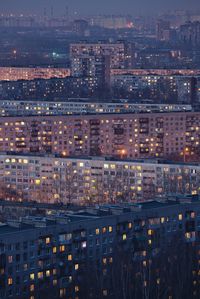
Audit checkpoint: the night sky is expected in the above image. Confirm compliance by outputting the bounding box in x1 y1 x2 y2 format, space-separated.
0 0 199 16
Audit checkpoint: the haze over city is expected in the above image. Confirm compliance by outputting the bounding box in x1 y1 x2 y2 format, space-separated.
0 0 199 15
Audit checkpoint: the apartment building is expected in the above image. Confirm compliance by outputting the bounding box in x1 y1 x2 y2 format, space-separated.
0 154 200 204
70 41 135 69
0 67 70 81
0 112 199 160
0 100 192 117
0 200 199 299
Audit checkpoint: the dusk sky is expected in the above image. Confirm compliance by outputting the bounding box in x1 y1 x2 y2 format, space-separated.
0 0 199 16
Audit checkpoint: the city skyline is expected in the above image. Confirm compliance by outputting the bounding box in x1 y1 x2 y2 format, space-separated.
0 0 200 15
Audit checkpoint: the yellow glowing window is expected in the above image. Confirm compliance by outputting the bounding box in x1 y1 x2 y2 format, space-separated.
53 246 57 254
148 230 153 236
30 273 35 280
8 277 12 285
35 179 41 185
108 226 112 233
178 214 183 221
75 264 79 270
122 234 127 240
68 254 72 261
46 270 50 277
96 228 100 235
128 222 132 229
60 245 65 252
45 237 50 244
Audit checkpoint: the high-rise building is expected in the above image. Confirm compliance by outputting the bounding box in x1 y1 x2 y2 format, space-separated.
179 21 200 47
70 41 135 69
156 19 171 40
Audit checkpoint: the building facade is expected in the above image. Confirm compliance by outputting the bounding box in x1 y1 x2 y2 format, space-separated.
0 154 200 204
70 42 135 70
0 100 192 116
0 112 200 160
0 200 199 298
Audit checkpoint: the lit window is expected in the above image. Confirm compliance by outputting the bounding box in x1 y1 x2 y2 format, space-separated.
75 264 79 270
75 286 79 292
108 226 112 233
122 234 127 240
148 230 153 236
68 254 72 261
45 237 50 244
53 246 57 254
46 270 50 277
8 277 12 285
96 228 100 235
178 214 183 221
30 273 35 280
60 245 65 252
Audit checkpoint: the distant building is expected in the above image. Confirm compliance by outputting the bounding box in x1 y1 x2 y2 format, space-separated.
70 41 135 69
71 54 111 88
156 19 170 40
0 67 70 81
0 100 192 116
72 19 89 36
179 21 200 47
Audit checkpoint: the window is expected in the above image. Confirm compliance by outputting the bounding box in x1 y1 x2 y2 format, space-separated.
108 226 113 233
8 277 13 285
37 272 43 279
59 245 65 252
122 234 127 241
30 273 35 281
102 227 106 233
75 264 79 270
53 246 57 254
30 284 34 292
8 256 12 263
46 270 50 277
178 214 183 221
45 237 50 244
68 254 72 261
